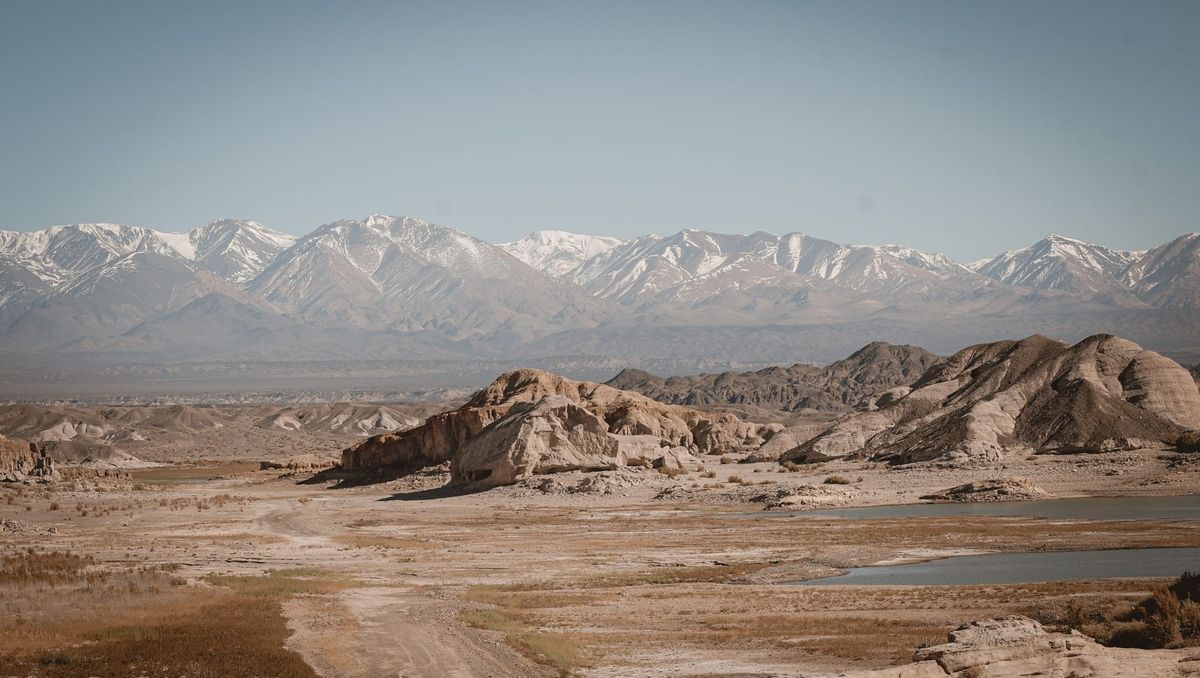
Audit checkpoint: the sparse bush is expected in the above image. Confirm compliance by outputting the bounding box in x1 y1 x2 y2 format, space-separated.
1048 571 1200 649
1176 430 1200 453
701 470 716 479
782 461 802 472
823 475 853 485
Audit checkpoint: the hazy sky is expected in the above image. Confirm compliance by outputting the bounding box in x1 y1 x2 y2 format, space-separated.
1 1 1197 260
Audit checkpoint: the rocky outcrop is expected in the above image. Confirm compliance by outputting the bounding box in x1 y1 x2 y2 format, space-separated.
607 341 938 414
919 477 1048 503
0 434 55 482
260 454 338 471
855 616 1200 677
786 334 1200 465
343 369 763 487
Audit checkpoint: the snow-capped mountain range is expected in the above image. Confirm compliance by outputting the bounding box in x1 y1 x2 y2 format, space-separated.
0 215 1197 363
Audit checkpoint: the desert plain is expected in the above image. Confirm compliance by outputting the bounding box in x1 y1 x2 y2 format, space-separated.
3 407 1200 677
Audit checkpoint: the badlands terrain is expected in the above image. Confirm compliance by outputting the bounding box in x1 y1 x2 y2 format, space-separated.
1 333 1200 676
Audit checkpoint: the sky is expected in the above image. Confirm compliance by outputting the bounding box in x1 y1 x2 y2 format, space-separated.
1 1 1197 261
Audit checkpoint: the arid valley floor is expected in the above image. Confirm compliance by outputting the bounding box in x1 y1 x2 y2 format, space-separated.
3 429 1200 677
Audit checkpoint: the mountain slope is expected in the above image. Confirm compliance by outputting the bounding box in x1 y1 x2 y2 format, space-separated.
788 334 1200 464
248 215 615 339
1123 232 1200 309
607 341 938 413
569 229 992 313
62 292 471 362
0 222 273 350
188 219 296 285
499 230 624 278
0 251 248 348
972 234 1140 297
0 223 183 286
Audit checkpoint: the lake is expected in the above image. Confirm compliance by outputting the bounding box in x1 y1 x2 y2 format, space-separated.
796 546 1200 586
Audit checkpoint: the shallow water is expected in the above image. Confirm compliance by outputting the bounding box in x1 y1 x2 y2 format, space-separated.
795 546 1200 586
754 494 1200 522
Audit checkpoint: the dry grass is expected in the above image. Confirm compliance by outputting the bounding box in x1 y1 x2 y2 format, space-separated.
0 556 355 676
202 567 357 597
1 592 318 677
333 533 438 550
0 549 99 587
461 602 589 676
474 576 1173 671
1032 571 1200 649
586 562 772 588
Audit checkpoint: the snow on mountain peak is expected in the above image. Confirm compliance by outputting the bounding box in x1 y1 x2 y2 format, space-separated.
974 233 1140 294
499 230 625 278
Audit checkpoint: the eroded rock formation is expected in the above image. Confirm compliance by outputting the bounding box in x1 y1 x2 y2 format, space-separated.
854 616 1200 677
0 434 55 482
787 334 1200 465
342 369 764 487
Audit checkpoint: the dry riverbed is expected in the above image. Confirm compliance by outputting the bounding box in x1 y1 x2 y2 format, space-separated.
1 449 1199 676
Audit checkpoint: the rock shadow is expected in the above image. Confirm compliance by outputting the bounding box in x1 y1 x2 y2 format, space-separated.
380 484 489 501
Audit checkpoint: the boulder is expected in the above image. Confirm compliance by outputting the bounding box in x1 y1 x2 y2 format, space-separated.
651 446 704 471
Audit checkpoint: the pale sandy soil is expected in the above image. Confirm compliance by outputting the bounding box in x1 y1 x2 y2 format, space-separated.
2 447 1199 676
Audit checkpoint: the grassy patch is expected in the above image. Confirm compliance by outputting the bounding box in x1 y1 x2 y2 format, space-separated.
465 583 602 609
0 553 328 676
3 595 318 677
461 606 586 676
202 567 356 597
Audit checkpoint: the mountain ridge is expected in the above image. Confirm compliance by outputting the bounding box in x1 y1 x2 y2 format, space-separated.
2 216 1198 364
